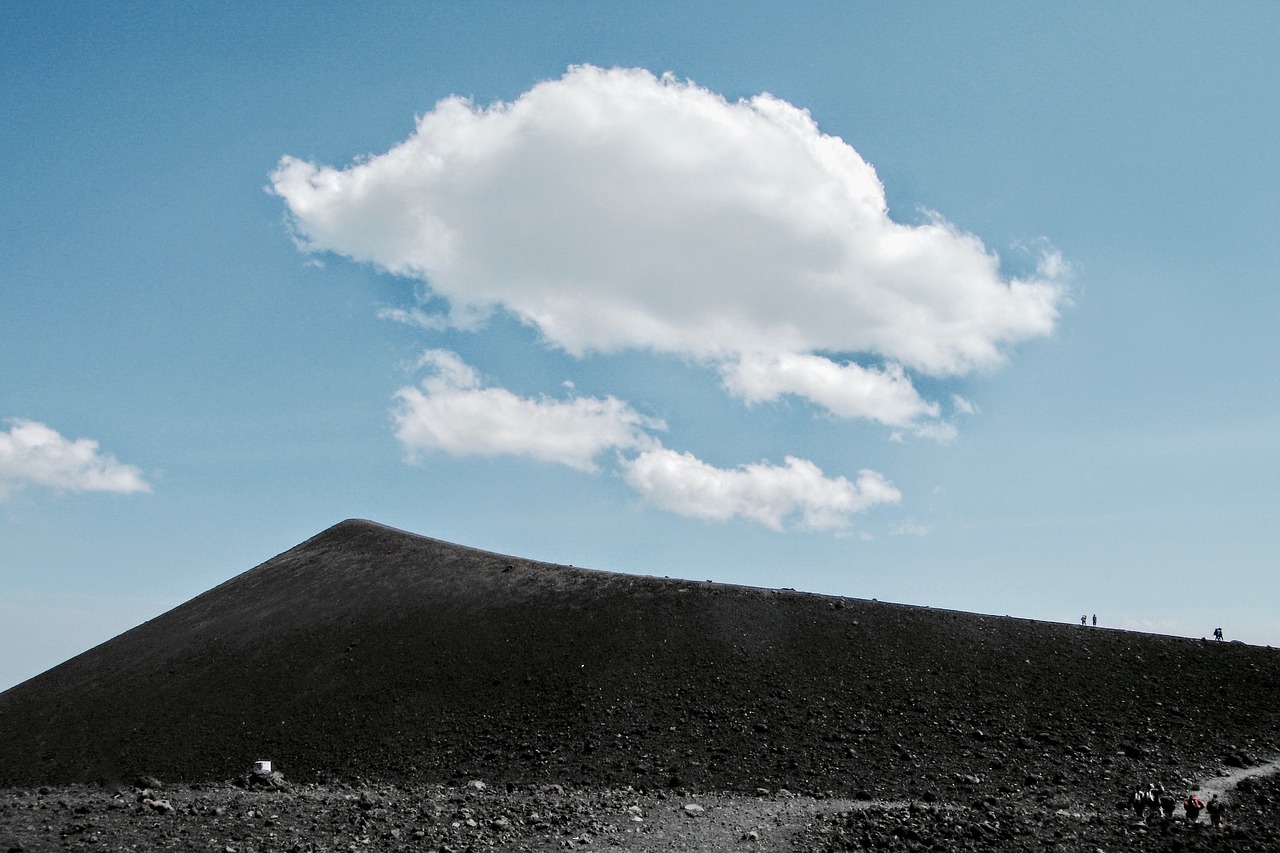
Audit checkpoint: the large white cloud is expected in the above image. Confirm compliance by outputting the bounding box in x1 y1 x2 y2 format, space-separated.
393 350 663 472
621 448 900 531
0 419 151 499
273 65 1065 433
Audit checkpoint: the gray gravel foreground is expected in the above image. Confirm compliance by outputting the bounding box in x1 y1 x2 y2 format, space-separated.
5 762 1280 853
0 782 858 853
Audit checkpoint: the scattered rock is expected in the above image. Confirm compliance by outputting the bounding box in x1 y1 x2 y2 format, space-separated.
1225 751 1256 768
142 797 173 814
6 775 1280 852
238 768 288 790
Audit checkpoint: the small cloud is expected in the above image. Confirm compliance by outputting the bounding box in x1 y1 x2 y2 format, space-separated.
0 419 151 499
392 350 663 472
720 352 938 430
620 448 900 531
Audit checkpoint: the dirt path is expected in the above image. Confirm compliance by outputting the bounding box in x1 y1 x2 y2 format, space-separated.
607 754 1280 851
521 793 926 852
1194 755 1280 803
519 793 850 851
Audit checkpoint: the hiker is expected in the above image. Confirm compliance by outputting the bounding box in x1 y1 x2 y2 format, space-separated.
1132 786 1149 818
1133 784 1159 819
1206 794 1226 827
1092 614 1097 627
1214 627 1223 641
1081 615 1087 626
1159 788 1177 819
1185 793 1205 822
1149 784 1167 819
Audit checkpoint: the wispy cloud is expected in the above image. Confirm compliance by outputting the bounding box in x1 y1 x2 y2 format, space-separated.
273 65 1067 436
376 306 450 331
0 419 151 499
889 519 931 537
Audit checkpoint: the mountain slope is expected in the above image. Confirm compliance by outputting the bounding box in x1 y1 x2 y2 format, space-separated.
2 518 1277 802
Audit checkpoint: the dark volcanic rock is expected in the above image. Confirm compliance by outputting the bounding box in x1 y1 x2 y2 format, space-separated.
0 518 1278 835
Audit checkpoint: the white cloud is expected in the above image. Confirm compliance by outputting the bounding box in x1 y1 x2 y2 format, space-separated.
392 350 663 472
620 448 900 531
0 419 151 499
720 351 937 428
391 351 897 532
272 65 1067 435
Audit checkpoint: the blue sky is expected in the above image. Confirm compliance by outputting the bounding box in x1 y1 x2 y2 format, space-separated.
3 3 1279 691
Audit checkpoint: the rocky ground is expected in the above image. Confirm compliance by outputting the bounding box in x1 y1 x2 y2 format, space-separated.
5 521 1280 851
0 776 856 853
800 759 1280 853
3 758 1278 852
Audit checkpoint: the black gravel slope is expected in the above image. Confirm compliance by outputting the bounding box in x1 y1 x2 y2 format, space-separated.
2 518 1277 809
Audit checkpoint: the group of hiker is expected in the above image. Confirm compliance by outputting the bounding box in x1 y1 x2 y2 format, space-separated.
1131 783 1227 827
